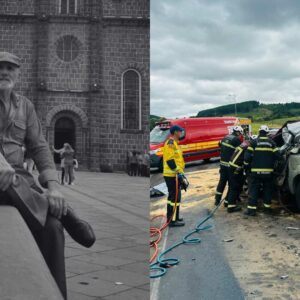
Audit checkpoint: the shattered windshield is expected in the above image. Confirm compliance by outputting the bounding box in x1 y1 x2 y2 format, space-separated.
286 121 300 136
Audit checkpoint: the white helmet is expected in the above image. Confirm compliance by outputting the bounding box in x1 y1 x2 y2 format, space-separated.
259 125 269 133
250 135 258 141
232 126 243 134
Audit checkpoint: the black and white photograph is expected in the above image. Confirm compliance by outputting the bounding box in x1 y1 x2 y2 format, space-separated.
0 0 149 299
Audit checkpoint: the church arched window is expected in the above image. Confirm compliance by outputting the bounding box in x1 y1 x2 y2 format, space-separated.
121 69 142 130
59 0 77 15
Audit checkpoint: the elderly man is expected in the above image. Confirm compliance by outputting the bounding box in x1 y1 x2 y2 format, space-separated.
0 52 95 299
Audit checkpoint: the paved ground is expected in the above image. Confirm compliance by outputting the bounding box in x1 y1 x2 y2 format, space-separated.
151 208 244 300
150 160 244 300
57 171 149 300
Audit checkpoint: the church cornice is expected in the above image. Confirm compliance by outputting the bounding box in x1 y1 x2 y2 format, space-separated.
0 14 149 26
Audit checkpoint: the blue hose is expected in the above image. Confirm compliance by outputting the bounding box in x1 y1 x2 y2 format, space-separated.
150 199 224 279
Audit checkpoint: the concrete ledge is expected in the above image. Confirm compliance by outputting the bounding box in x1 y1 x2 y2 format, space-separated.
0 206 63 300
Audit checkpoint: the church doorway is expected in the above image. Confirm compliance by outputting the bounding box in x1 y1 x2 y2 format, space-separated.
54 117 76 163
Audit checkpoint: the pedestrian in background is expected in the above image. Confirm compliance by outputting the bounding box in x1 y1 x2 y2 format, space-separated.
62 143 75 185
129 150 138 176
137 151 143 176
52 144 68 185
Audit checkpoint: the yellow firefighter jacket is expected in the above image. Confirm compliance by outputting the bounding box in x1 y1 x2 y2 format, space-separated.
163 137 185 177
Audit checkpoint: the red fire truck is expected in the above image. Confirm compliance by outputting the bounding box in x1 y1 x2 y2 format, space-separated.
150 117 252 170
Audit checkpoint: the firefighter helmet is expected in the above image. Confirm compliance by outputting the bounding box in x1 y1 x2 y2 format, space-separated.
259 125 270 133
232 126 244 134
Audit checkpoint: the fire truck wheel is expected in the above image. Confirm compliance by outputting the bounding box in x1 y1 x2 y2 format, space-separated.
295 180 300 210
204 158 211 164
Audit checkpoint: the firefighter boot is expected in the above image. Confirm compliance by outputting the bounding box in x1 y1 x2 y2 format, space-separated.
224 198 228 208
227 206 242 213
169 220 185 227
176 206 184 222
215 194 222 206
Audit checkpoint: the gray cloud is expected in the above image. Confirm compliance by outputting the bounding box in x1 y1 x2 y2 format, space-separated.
151 0 300 118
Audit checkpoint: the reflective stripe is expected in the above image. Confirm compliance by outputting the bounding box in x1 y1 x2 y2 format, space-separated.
228 204 236 208
224 199 228 203
244 162 249 165
220 160 230 167
273 148 279 152
260 137 268 139
251 168 273 172
231 146 243 165
172 207 177 221
215 191 222 195
229 161 241 169
255 147 273 152
164 169 176 175
247 205 257 210
248 147 254 151
222 142 235 149
167 201 180 207
264 203 271 208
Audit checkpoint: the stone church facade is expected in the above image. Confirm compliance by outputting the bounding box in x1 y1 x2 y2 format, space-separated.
0 0 150 171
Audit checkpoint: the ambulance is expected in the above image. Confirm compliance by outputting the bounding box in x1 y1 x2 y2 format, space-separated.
150 117 252 170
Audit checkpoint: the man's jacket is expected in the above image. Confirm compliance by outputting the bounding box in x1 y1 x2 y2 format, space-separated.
219 134 242 167
0 92 58 228
163 137 185 177
0 92 57 188
244 135 281 175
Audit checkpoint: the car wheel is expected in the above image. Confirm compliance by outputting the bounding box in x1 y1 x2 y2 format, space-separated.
295 181 300 210
204 158 211 163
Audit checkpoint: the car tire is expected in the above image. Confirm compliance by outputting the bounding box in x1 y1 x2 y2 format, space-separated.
295 180 300 210
204 158 211 163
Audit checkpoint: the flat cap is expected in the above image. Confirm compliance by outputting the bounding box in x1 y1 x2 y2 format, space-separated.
0 52 21 67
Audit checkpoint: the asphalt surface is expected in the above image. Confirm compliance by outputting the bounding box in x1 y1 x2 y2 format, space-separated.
150 159 245 300
150 158 220 189
152 207 244 300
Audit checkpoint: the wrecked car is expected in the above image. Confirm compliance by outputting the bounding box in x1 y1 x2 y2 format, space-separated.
272 120 300 210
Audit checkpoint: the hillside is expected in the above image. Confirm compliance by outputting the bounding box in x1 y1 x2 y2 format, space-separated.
150 114 166 130
196 101 300 121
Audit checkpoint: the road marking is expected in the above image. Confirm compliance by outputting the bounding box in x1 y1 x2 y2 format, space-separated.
150 226 169 300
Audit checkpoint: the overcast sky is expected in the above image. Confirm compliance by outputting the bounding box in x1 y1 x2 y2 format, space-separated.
151 0 300 118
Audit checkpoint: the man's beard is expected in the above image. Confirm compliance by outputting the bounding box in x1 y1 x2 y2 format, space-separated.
0 79 14 90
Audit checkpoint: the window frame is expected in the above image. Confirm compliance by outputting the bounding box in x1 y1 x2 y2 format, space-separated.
56 35 80 62
121 69 142 131
58 0 78 15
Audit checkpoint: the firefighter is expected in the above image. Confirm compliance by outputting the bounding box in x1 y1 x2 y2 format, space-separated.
215 126 244 206
227 135 257 213
163 125 185 227
244 125 282 216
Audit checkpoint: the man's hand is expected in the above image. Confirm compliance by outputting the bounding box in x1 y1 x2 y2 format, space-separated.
0 152 15 191
46 182 68 219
